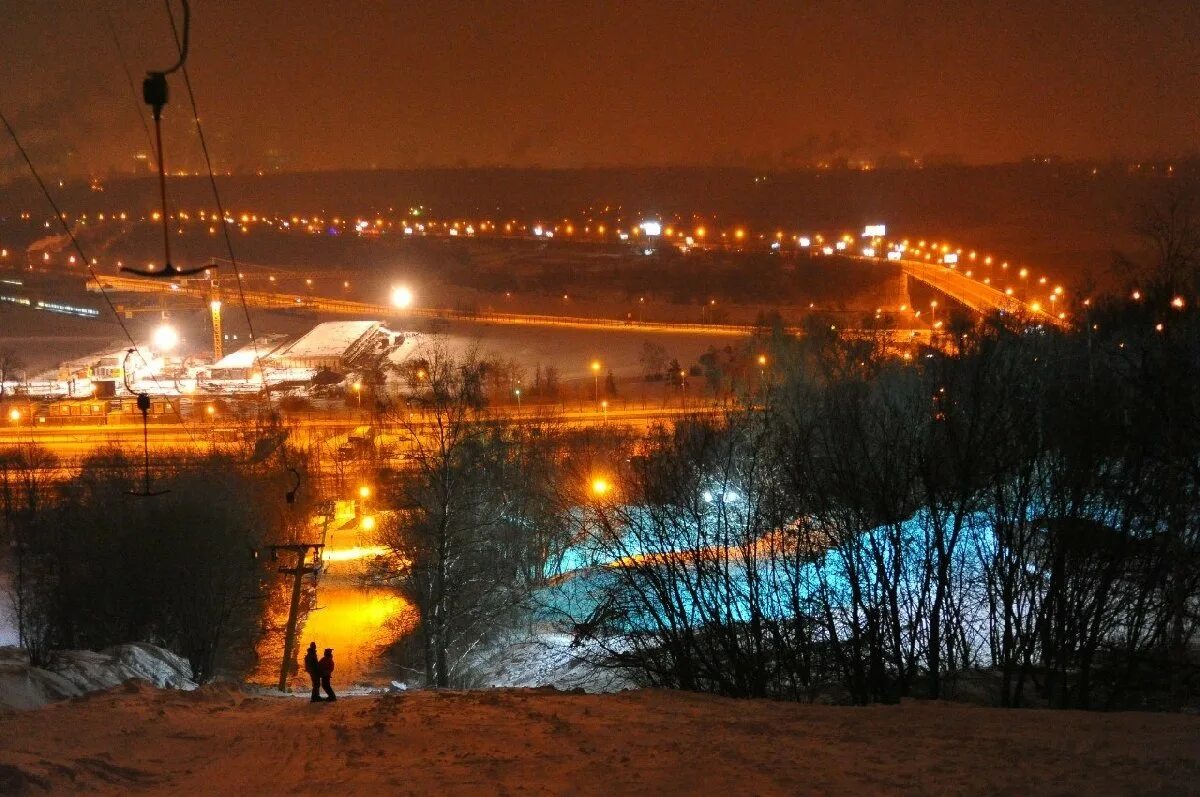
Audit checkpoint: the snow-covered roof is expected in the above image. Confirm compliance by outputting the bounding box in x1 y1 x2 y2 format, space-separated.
385 333 422 365
212 334 288 369
279 321 380 359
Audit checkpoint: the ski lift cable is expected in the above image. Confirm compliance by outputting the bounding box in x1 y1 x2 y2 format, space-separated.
163 0 300 502
158 0 190 75
118 0 207 279
0 110 199 445
103 4 156 167
162 0 267 402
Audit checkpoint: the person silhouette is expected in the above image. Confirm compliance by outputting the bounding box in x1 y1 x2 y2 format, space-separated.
318 648 336 702
303 642 321 702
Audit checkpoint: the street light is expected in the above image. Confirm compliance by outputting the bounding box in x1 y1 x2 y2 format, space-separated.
514 387 522 414
590 477 611 499
591 360 601 402
7 408 20 423
600 399 608 421
152 323 179 352
358 485 371 500
391 285 414 309
353 380 362 408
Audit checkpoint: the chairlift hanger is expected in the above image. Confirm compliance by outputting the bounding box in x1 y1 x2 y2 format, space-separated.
122 349 169 497
286 466 301 505
120 2 212 281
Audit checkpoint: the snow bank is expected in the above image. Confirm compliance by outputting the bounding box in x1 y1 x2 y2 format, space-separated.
467 632 634 693
0 574 17 647
0 643 196 711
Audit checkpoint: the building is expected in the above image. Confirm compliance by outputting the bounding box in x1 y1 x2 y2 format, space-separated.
207 334 289 381
272 321 400 372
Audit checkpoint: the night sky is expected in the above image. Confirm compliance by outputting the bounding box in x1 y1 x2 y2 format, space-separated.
2 0 1198 177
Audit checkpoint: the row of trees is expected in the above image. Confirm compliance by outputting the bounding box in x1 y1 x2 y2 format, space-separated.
551 291 1199 709
1 443 314 681
350 258 1197 708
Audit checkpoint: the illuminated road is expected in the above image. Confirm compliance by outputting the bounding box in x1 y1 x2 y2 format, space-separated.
851 255 1067 326
0 404 726 463
88 274 933 344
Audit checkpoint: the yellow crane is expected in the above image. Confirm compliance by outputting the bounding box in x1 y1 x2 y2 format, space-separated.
209 280 223 361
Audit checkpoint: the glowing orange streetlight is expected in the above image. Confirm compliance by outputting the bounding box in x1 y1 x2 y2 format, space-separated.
591 360 601 401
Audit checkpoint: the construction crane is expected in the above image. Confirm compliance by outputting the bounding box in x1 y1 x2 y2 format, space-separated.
209 279 223 361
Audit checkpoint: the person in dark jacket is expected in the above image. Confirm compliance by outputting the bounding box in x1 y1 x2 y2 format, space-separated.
318 648 336 701
303 642 321 702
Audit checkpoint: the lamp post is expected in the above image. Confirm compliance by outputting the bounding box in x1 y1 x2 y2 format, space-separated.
590 360 601 402
514 387 522 415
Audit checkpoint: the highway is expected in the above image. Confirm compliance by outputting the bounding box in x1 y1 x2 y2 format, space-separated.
851 255 1068 327
0 404 727 463
88 274 934 344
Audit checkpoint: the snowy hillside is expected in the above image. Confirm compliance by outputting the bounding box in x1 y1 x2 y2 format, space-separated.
0 684 1195 794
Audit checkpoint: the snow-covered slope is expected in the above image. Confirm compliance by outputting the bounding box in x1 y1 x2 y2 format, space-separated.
0 643 196 711
468 632 633 692
1 685 1196 795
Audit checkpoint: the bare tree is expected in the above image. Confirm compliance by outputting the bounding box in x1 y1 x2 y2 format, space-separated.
0 348 22 399
375 347 558 686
